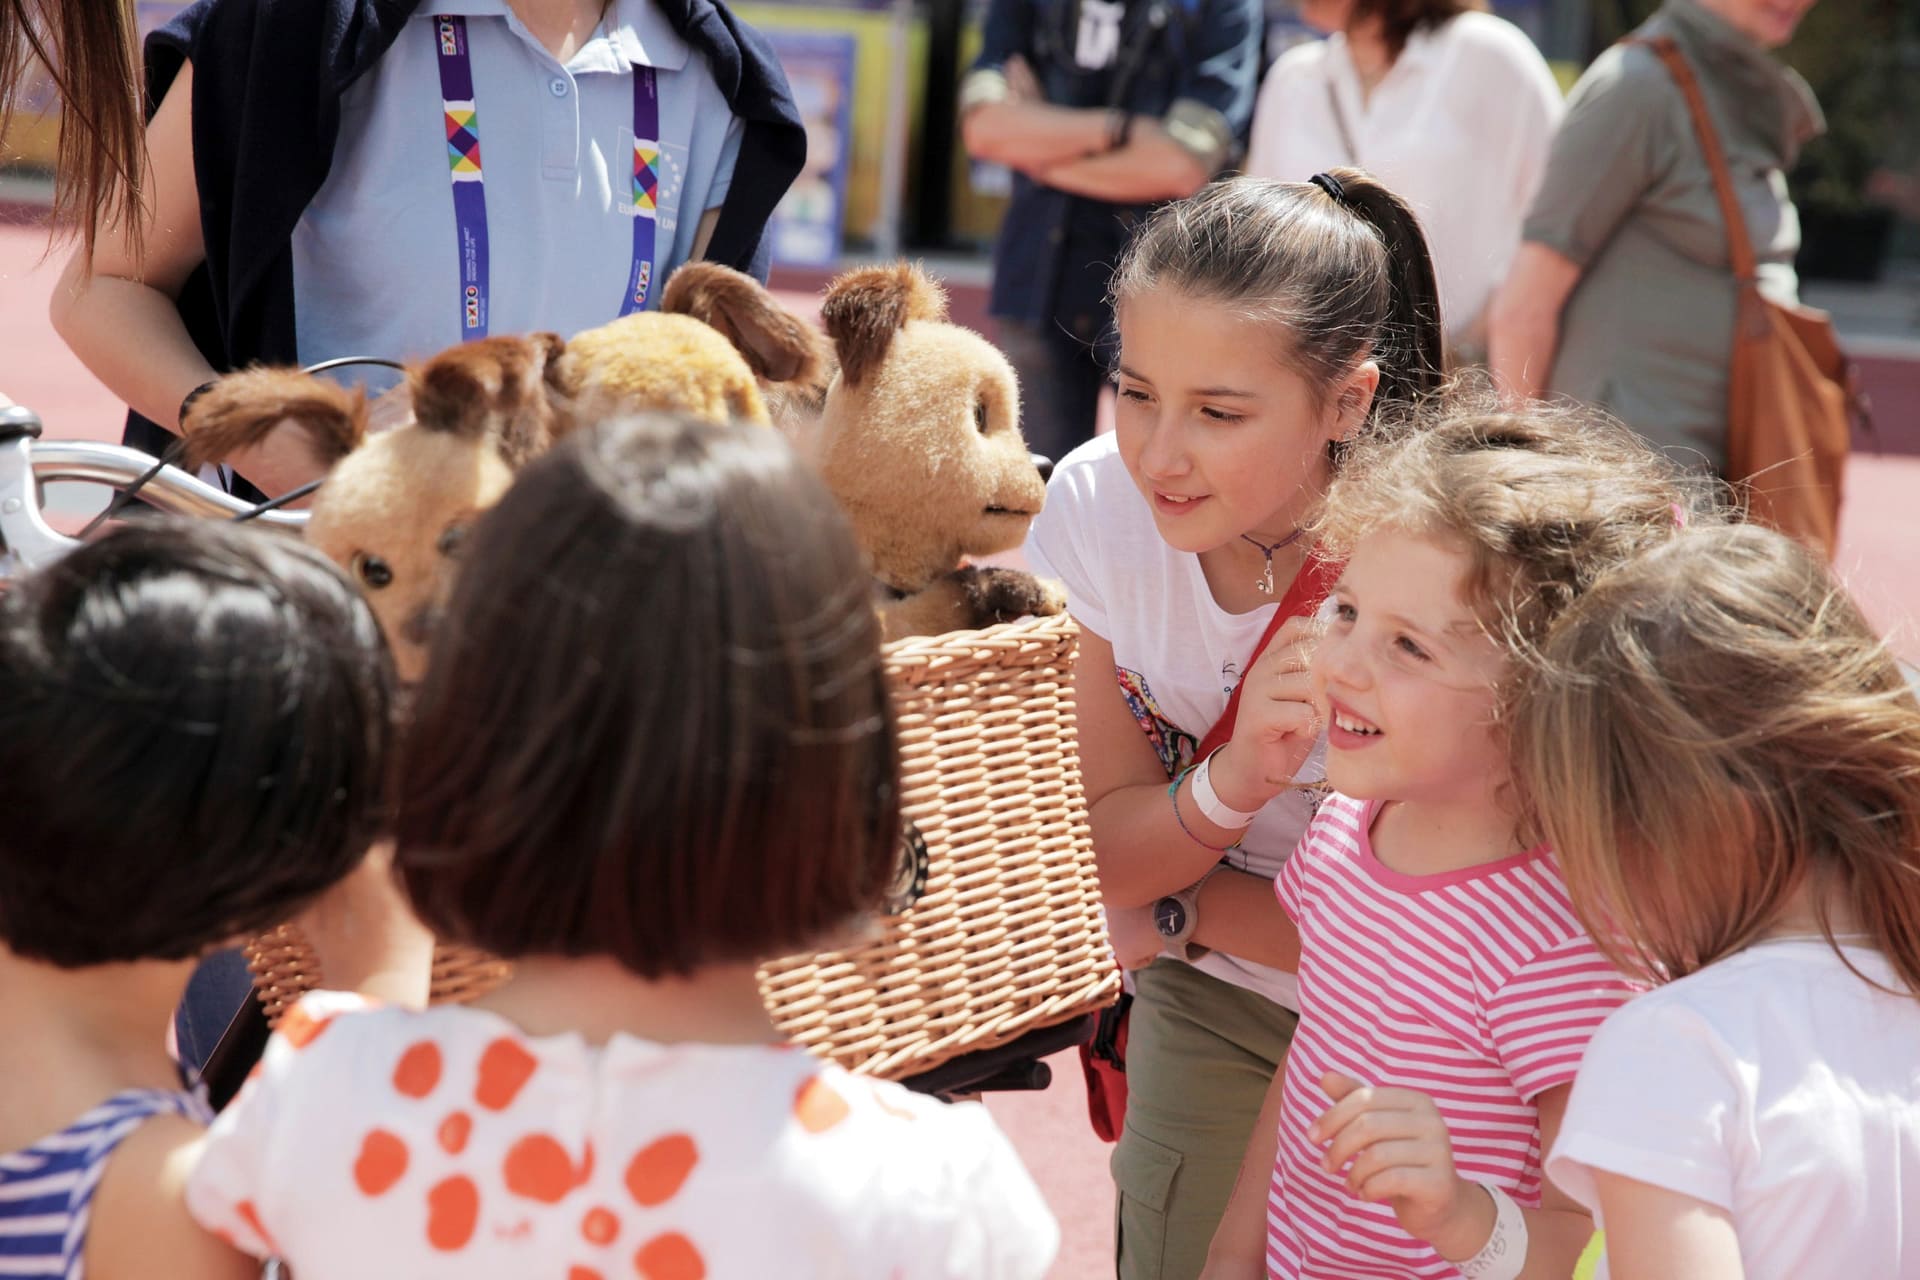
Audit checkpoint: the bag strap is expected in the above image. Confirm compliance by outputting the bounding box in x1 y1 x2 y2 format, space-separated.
1194 552 1342 760
1629 36 1758 286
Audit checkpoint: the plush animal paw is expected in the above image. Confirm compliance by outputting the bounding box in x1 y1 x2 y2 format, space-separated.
879 566 1065 641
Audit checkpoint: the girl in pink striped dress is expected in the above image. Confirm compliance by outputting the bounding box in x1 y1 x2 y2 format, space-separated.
1201 401 1697 1280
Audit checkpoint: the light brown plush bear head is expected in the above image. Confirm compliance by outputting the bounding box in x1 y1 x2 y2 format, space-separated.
183 338 556 683
815 263 1047 598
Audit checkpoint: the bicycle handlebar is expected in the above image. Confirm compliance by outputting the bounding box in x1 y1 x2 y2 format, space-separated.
0 405 307 579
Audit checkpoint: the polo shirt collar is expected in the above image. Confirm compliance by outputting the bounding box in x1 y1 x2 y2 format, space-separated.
420 0 690 72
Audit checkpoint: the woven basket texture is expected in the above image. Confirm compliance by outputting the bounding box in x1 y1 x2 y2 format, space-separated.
244 612 1119 1081
758 612 1119 1077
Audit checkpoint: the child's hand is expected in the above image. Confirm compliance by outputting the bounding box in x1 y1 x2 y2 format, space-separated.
1212 616 1321 810
1311 1071 1496 1259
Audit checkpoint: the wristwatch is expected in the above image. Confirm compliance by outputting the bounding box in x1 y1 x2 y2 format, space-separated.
1153 865 1221 959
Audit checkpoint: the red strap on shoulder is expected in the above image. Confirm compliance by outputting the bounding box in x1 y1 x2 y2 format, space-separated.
1195 552 1343 760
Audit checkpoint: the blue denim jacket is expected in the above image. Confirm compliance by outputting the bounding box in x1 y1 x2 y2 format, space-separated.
970 0 1263 339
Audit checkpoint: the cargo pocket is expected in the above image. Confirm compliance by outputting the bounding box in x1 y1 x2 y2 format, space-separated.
1111 1128 1182 1280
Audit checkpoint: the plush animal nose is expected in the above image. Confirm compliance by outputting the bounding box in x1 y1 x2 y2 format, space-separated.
401 606 441 648
1030 452 1054 482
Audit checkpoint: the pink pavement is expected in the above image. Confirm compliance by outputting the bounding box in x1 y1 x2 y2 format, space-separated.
3 223 1914 1278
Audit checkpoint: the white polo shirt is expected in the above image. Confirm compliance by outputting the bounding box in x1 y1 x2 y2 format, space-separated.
1245 13 1562 345
293 0 743 366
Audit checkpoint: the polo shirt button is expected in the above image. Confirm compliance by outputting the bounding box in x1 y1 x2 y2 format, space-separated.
549 77 569 97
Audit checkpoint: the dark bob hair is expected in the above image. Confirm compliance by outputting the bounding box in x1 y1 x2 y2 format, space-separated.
0 520 394 967
392 414 901 978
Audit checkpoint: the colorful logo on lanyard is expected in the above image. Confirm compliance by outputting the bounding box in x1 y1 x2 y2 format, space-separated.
632 139 661 217
445 103 483 178
437 16 459 54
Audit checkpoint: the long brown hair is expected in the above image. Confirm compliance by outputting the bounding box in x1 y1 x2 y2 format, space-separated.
2 0 145 259
1513 522 1920 997
1110 170 1446 435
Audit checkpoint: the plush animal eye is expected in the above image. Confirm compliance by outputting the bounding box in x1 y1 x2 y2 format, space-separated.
351 552 394 590
973 397 990 434
436 525 468 558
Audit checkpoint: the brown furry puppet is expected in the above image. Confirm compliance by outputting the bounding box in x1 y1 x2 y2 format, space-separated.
659 262 836 433
181 338 560 682
810 263 1065 640
182 296 812 678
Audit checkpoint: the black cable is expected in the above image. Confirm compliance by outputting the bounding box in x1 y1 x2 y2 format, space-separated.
75 437 193 539
232 478 324 522
80 357 401 533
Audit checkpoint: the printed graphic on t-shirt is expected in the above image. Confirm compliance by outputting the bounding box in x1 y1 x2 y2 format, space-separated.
1074 0 1126 69
1116 666 1198 779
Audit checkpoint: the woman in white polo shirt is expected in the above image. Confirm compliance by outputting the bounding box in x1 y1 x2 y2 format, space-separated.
1246 0 1561 362
51 0 803 498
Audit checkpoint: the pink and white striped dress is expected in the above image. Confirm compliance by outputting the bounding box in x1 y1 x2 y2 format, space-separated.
1267 793 1634 1279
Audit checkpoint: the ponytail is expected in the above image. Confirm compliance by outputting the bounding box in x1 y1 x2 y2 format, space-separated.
1110 168 1446 449
1325 168 1447 417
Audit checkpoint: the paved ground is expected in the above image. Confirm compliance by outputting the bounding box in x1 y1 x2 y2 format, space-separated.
3 223 1914 1276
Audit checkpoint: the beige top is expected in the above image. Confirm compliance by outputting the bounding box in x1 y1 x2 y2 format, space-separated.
1523 0 1823 473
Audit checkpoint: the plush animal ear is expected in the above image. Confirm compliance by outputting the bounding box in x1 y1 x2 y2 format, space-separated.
410 333 567 467
661 262 833 392
819 262 949 388
180 367 367 471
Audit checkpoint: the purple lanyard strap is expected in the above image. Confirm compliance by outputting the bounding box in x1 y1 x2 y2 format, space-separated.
432 14 661 342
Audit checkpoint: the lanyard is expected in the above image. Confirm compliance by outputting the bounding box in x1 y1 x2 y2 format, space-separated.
431 14 661 341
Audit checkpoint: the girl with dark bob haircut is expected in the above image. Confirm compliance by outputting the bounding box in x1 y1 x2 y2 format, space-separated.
0 519 392 1280
182 415 1059 1278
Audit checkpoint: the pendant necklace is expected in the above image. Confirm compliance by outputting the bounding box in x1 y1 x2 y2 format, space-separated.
1241 527 1306 596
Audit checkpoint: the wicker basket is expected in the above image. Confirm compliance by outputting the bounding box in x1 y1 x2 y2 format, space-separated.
759 612 1119 1078
244 612 1119 1081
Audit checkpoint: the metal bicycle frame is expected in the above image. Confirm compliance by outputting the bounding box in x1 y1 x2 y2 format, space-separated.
0 405 307 580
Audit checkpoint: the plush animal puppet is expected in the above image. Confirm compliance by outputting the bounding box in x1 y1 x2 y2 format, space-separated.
659 262 836 434
181 339 557 683
812 263 1065 640
181 297 808 678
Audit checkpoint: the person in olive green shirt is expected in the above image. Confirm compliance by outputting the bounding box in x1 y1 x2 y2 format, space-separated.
1488 0 1822 475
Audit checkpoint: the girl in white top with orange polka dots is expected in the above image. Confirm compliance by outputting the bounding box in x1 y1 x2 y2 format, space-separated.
184 416 1059 1280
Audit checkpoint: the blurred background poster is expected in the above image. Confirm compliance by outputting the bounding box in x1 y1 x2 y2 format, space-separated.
760 28 858 268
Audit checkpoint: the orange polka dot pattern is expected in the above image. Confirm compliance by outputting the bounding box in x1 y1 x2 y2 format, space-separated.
342 1033 724 1274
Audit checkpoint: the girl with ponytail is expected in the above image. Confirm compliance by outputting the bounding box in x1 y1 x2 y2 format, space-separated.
1020 168 1445 1279
1517 521 1920 1280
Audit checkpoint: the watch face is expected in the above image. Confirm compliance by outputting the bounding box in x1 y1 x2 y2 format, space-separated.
1153 895 1187 938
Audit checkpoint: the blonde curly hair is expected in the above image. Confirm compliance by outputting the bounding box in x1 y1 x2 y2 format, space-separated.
1314 394 1706 671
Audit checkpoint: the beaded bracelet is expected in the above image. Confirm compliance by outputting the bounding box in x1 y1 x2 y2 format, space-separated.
1168 769 1238 853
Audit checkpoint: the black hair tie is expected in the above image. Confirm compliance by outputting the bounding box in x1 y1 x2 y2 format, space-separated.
1308 171 1346 203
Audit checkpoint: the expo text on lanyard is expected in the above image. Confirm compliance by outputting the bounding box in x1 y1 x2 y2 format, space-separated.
433 14 662 340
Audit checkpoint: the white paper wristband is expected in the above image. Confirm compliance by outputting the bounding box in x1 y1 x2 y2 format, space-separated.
1457 1183 1528 1280
1192 747 1261 829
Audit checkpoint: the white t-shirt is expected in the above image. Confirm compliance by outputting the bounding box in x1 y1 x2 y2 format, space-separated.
1245 13 1563 344
1549 941 1920 1280
1024 434 1324 1009
187 993 1059 1280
